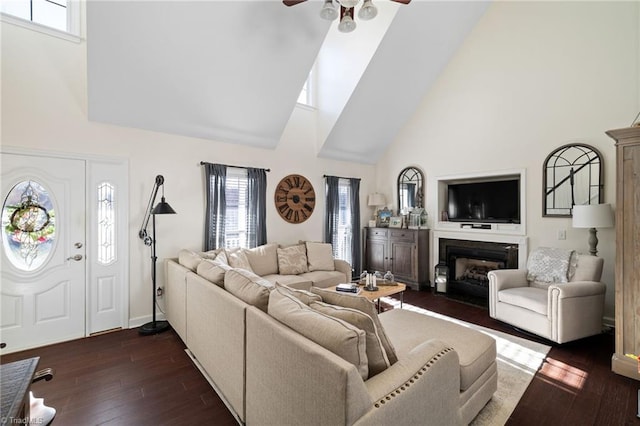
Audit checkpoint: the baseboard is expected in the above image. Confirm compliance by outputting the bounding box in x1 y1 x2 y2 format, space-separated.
602 316 615 329
128 312 166 329
185 349 244 426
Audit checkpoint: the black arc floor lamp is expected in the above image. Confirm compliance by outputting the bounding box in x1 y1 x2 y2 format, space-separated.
138 175 176 335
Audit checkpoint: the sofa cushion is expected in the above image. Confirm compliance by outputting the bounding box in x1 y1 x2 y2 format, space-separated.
310 301 390 377
498 287 548 315
268 288 368 380
274 282 322 305
262 274 313 291
226 248 254 272
379 309 496 392
305 242 336 272
178 249 203 271
225 268 274 312
277 245 309 275
310 287 398 365
526 247 574 283
244 243 279 276
196 259 232 287
297 271 346 289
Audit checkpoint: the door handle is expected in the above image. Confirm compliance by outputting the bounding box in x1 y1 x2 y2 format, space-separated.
66 254 83 261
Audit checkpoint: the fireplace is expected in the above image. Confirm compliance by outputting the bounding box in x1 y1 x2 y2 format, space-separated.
438 238 519 306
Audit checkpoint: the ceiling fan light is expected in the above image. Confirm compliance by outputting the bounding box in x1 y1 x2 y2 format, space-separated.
358 0 377 20
320 0 338 20
338 13 356 33
338 0 359 8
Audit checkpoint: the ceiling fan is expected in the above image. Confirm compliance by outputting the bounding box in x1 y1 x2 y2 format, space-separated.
283 0 411 33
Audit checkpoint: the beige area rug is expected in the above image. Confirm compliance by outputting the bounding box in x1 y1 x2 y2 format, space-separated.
381 298 551 426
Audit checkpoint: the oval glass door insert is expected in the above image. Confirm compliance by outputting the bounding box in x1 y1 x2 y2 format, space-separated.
2 180 56 271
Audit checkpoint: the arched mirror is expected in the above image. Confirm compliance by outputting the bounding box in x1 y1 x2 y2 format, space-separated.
397 166 424 213
543 143 603 217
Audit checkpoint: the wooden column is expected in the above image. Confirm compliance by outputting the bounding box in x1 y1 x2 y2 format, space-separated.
606 126 640 381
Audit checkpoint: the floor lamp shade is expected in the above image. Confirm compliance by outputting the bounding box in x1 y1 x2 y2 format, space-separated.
138 175 176 335
572 203 614 256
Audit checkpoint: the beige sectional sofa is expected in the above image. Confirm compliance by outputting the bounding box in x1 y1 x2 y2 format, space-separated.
165 242 497 425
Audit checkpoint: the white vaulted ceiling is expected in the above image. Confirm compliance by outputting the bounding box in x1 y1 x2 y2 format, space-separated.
87 1 489 163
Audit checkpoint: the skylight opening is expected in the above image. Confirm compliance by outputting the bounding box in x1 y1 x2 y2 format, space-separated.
297 69 315 108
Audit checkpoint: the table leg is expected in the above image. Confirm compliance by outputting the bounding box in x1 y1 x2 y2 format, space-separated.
400 291 403 309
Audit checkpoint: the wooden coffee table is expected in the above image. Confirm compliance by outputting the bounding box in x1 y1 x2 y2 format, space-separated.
326 283 406 313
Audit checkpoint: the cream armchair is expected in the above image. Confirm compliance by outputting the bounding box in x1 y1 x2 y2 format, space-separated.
488 250 605 344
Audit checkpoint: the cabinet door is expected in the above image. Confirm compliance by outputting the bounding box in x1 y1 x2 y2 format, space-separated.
390 241 416 281
366 238 387 273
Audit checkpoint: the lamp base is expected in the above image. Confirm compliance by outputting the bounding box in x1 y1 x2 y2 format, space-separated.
139 320 170 335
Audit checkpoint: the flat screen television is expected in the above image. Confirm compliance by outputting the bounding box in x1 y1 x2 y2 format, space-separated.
447 178 520 224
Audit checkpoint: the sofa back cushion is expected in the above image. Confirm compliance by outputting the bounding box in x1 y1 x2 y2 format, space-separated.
225 268 274 312
197 259 232 287
274 282 322 305
571 253 604 282
244 243 279 276
268 288 368 380
277 245 309 275
310 301 390 377
178 249 204 271
305 242 336 272
311 287 398 365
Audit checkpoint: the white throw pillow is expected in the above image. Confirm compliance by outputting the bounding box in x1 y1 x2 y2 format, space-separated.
305 242 335 272
226 248 254 272
277 245 309 275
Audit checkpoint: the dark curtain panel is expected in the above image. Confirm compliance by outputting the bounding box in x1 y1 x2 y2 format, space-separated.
348 177 361 277
204 163 227 251
324 176 340 246
247 167 267 247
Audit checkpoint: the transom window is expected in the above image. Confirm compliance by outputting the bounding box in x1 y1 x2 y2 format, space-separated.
1 0 80 39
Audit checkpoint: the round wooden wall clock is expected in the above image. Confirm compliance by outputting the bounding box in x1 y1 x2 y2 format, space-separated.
274 174 315 224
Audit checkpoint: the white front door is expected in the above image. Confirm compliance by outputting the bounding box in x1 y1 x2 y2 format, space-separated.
1 153 86 353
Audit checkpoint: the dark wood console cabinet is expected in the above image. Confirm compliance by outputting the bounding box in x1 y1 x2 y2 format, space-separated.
363 227 429 291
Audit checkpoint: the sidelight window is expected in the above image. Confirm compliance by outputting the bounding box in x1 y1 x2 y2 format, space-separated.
97 182 116 265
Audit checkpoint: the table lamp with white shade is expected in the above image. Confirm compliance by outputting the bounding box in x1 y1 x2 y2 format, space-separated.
572 203 614 256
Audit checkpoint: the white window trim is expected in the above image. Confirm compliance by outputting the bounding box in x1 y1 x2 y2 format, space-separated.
296 67 317 109
1 1 82 43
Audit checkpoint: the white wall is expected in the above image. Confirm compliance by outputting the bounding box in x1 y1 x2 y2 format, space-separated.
0 21 376 325
378 1 640 323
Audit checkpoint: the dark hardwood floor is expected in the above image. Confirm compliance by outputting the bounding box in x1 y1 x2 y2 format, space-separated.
2 289 638 425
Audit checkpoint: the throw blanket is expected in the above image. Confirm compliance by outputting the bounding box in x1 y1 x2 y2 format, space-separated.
526 247 575 283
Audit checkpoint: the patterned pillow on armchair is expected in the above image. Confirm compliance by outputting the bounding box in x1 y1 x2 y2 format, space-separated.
526 247 575 283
